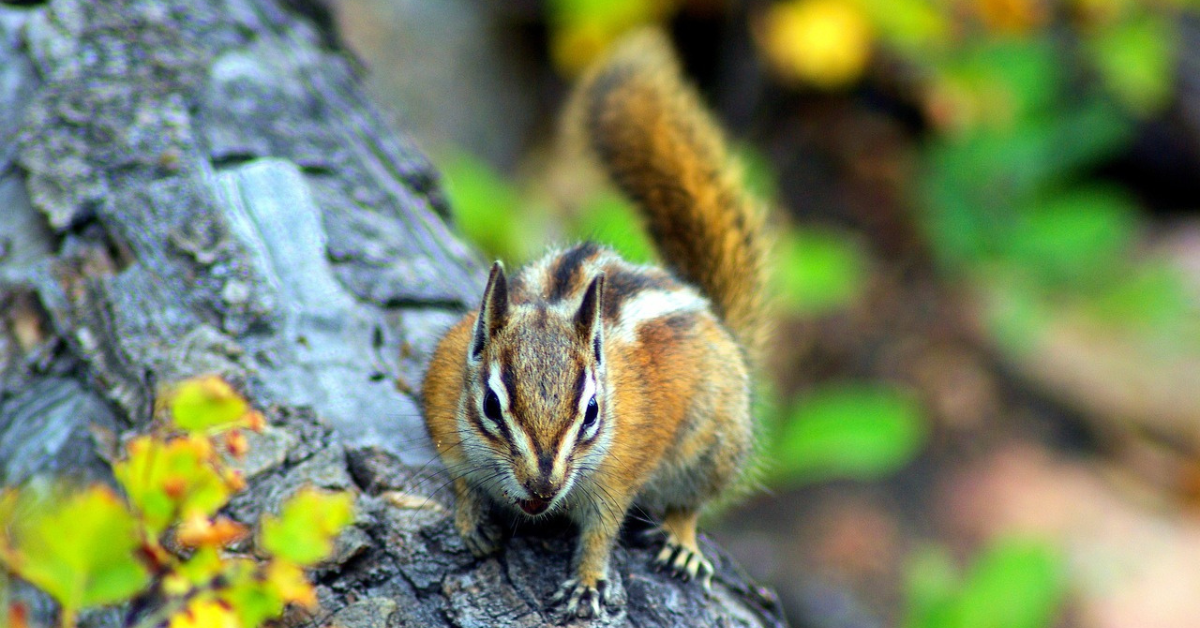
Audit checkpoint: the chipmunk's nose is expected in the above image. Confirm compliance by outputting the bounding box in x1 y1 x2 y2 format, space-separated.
518 476 558 515
526 476 557 500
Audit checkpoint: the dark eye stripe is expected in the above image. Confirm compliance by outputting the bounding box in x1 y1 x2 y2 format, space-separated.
469 403 505 443
572 368 587 407
496 354 519 415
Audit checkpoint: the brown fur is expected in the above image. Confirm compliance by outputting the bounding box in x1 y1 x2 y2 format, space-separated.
420 29 767 617
566 29 770 360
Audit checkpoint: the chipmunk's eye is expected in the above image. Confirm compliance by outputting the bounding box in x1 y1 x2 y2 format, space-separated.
581 396 598 431
483 389 503 423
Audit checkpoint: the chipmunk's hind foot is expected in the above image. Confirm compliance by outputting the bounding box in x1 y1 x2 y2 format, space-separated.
652 508 714 590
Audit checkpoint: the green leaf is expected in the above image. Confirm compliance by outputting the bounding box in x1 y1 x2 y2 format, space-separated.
977 279 1053 356
931 38 1061 129
218 558 286 628
774 228 868 315
1087 12 1177 115
569 193 656 264
0 483 149 613
954 539 1064 628
1007 185 1137 285
771 383 926 484
919 101 1131 271
260 487 354 565
903 539 1064 628
169 375 250 433
114 435 235 537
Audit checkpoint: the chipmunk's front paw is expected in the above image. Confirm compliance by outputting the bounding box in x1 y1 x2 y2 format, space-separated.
452 485 503 557
550 577 620 619
458 518 502 557
655 538 714 590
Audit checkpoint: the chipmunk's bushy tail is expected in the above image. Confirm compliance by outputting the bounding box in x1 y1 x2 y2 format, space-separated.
568 29 769 360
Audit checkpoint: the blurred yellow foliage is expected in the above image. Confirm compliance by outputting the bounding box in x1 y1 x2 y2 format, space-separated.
168 600 240 628
758 0 874 89
975 0 1050 33
266 561 318 610
1070 0 1129 27
549 0 678 76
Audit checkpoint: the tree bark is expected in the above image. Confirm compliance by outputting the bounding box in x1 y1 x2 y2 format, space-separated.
0 1 788 627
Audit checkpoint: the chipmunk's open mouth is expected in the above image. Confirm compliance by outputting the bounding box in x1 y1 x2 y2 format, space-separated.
517 497 550 515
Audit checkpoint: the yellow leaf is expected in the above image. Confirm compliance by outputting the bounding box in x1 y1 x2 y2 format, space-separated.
758 0 874 89
266 561 317 609
168 599 241 628
167 375 255 433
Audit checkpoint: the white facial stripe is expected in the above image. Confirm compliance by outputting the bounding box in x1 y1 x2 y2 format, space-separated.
577 371 596 417
547 371 590 483
486 365 508 407
486 364 537 462
611 288 707 344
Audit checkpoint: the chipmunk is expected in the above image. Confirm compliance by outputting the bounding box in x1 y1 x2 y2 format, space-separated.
421 29 768 619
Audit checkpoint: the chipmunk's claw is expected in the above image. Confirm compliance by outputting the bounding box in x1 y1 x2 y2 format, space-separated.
551 577 619 619
654 538 714 591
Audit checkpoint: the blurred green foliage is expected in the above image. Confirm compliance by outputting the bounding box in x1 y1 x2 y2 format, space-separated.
917 26 1199 355
569 192 658 264
766 383 927 484
439 151 534 264
904 539 1065 628
773 228 868 315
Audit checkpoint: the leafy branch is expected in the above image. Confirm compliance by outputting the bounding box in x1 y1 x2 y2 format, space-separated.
0 376 354 628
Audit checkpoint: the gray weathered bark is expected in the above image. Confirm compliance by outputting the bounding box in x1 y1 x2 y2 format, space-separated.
0 1 787 627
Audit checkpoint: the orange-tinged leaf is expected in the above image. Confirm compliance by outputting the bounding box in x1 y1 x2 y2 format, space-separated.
8 603 30 628
225 469 246 493
266 560 317 609
260 488 354 565
224 430 249 458
175 514 248 549
168 375 251 433
0 483 150 613
244 410 266 432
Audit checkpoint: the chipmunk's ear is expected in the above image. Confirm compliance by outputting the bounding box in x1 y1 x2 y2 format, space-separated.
470 262 509 362
575 273 605 364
